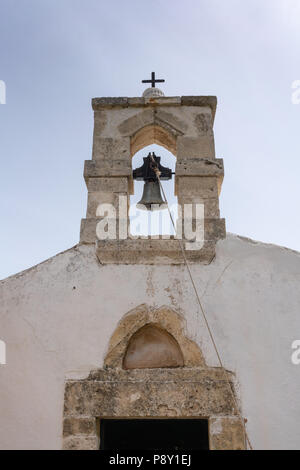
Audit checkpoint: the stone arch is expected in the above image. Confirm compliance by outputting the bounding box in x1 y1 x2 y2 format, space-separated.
63 306 246 450
103 304 205 369
63 365 246 450
130 124 178 156
117 107 186 158
123 323 184 370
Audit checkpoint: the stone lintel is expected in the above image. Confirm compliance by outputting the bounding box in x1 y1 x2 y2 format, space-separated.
63 367 237 419
92 96 217 122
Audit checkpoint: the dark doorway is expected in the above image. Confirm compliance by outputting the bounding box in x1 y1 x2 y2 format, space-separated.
100 419 209 450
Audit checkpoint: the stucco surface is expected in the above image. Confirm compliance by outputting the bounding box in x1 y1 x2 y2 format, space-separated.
0 233 300 449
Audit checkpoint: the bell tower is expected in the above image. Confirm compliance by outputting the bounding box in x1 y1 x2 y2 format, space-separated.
80 77 225 264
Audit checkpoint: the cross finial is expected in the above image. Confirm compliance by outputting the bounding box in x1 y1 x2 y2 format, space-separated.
142 72 165 88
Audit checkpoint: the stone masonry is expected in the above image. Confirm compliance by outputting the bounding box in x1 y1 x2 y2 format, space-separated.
80 93 225 263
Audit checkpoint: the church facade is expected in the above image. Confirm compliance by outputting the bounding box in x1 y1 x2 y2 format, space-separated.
1 86 300 450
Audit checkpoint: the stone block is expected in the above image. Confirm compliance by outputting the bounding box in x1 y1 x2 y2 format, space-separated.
176 176 219 199
63 417 96 437
209 417 246 450
92 137 130 160
84 160 132 181
64 368 237 419
155 108 188 135
144 96 181 106
128 97 145 107
130 123 177 156
181 96 217 122
193 112 213 135
63 436 99 451
87 177 128 193
95 238 217 265
177 198 220 218
86 193 117 217
93 110 108 136
92 97 128 110
177 136 216 159
118 109 154 136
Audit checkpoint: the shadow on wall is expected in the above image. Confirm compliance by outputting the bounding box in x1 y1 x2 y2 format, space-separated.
123 324 184 370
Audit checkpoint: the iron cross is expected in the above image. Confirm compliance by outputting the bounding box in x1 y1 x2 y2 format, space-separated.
142 72 165 88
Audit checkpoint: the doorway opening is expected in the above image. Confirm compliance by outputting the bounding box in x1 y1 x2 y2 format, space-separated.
99 418 209 450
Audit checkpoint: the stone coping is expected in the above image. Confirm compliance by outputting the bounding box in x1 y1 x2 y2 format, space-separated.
92 96 217 121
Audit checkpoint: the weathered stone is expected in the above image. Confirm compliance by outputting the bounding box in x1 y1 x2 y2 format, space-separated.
118 109 154 136
209 417 246 450
84 160 132 181
176 176 219 199
181 96 217 122
95 238 217 264
127 97 145 107
82 93 225 260
177 136 216 159
144 96 181 106
130 124 177 156
63 368 237 419
86 192 120 217
63 436 99 450
93 110 108 135
155 108 188 135
177 197 220 218
63 417 96 437
104 305 205 369
87 177 128 193
92 97 128 110
175 158 224 177
123 324 184 369
194 113 213 134
92 137 130 161
142 87 165 98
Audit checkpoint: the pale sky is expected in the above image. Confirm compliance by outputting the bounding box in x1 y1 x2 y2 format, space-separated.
0 0 300 279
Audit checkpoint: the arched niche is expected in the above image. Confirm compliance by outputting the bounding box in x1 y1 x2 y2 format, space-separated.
123 324 184 370
63 305 246 450
104 305 205 369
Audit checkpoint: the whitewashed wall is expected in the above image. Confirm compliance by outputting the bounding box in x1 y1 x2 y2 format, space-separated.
0 233 299 449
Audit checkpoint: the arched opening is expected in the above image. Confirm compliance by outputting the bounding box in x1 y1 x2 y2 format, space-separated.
130 144 178 238
123 324 184 370
130 124 177 157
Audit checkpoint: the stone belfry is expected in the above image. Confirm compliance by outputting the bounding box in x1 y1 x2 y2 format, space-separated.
80 75 225 263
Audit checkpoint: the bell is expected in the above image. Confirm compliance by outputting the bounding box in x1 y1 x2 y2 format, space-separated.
136 181 167 211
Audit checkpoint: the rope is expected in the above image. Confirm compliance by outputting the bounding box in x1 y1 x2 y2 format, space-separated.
150 155 253 450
